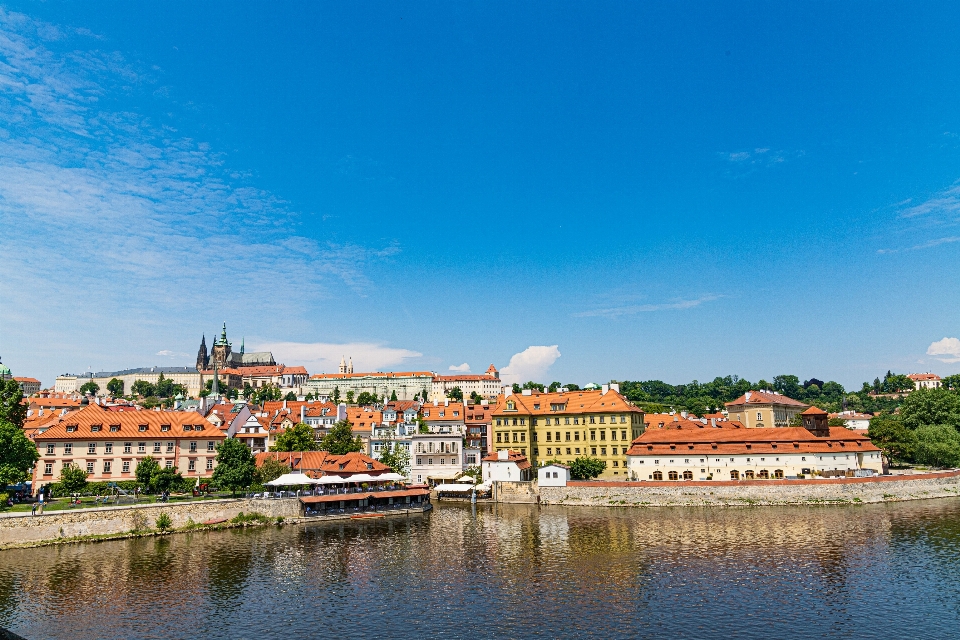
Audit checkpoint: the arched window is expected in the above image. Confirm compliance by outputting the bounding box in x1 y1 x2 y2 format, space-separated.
668 470 679 481
682 470 693 480
730 470 740 480
744 470 755 479
652 471 663 481
773 469 784 479
758 469 769 479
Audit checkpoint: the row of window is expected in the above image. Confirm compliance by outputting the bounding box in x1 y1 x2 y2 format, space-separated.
414 442 459 454
495 429 630 444
541 447 628 457
495 415 628 427
43 458 214 476
414 457 458 466
64 424 206 433
45 441 216 456
634 455 822 465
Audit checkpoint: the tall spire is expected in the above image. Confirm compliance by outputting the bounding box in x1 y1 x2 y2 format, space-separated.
339 355 347 375
348 357 354 374
240 336 245 355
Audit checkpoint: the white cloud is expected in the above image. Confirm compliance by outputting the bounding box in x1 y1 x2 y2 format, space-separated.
449 363 471 372
252 341 423 373
927 337 960 363
500 346 561 385
574 295 723 319
156 350 176 357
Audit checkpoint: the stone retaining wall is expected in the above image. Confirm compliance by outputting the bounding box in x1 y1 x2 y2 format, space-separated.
539 470 960 507
0 498 302 549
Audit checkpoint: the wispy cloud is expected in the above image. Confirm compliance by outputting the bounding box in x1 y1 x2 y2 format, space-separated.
719 148 802 175
574 294 723 319
500 346 560 385
927 337 960 364
0 9 398 381
878 236 960 254
877 183 960 253
899 184 960 219
448 363 471 373
252 341 423 373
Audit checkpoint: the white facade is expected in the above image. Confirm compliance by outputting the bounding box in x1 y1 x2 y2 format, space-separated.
305 371 434 401
909 373 942 390
431 370 503 401
410 433 463 484
538 463 570 486
481 450 532 482
626 449 883 481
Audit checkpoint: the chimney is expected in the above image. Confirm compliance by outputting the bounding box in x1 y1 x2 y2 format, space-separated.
711 418 716 427
283 399 287 409
601 384 609 395
300 405 305 423
609 383 620 393
497 449 508 461
744 392 752 402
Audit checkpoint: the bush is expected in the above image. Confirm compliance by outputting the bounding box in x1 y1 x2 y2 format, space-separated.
914 424 960 468
155 512 173 532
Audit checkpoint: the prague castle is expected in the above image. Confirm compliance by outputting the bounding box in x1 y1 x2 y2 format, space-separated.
195 323 275 371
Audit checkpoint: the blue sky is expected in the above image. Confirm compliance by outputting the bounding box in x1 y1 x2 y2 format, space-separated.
3 1 960 389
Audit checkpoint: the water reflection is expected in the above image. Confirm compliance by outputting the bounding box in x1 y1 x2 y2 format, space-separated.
1 499 959 639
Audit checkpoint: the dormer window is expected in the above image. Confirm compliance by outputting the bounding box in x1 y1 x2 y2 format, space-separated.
534 404 540 410
110 425 120 432
138 425 147 432
161 425 170 432
66 426 77 433
90 425 101 432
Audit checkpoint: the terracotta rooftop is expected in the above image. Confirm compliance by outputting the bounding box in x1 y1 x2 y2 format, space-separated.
627 426 879 456
34 404 223 440
725 391 809 408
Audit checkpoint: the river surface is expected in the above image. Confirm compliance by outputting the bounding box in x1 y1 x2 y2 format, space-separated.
2 500 960 639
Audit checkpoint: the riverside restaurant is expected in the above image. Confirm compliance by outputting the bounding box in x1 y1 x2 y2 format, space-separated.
300 473 431 516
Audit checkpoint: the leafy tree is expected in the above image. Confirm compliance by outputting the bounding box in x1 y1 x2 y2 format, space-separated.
213 438 257 496
421 389 430 401
284 391 297 401
155 512 173 532
869 416 916 466
568 456 606 480
107 378 124 396
548 381 562 392
512 383 522 394
756 379 772 391
913 424 960 468
827 417 846 426
416 417 430 434
131 379 156 398
318 420 364 455
378 440 410 475
469 391 483 404
271 423 319 451
900 388 960 430
79 381 100 395
446 387 463 402
136 456 161 492
332 387 341 403
152 467 182 494
345 390 355 404
356 391 378 406
564 383 581 391
522 381 545 392
242 382 254 400
59 463 89 494
390 390 398 402
256 456 291 484
942 374 960 391
773 375 802 398
0 379 28 429
0 420 39 485
251 384 283 406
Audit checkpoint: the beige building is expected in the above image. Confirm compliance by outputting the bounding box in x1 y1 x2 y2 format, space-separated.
490 385 645 479
625 407 882 480
430 365 503 400
305 370 434 401
57 367 204 398
14 377 42 396
32 404 226 490
724 390 808 428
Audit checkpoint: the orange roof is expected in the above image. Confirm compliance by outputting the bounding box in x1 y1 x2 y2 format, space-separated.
486 364 498 374
34 404 224 440
309 371 433 379
318 451 391 474
255 451 332 471
14 377 41 384
645 414 745 430
346 407 382 429
725 391 808 408
908 373 941 381
802 406 828 415
491 389 643 417
421 402 465 420
282 366 308 375
433 374 499 381
262 401 337 416
627 426 879 456
482 450 532 470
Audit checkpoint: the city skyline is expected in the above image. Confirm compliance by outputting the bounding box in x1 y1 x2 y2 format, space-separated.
3 2 960 388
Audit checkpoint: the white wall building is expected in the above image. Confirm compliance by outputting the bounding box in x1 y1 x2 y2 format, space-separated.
538 463 570 486
908 373 942 390
430 365 503 401
481 449 532 482
305 370 435 401
410 433 463 485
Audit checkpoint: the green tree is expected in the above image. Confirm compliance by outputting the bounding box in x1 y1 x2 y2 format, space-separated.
152 467 183 494
333 387 341 403
0 379 28 429
772 375 801 398
446 387 463 402
107 378 124 396
421 389 430 401
548 381 562 392
416 416 430 433
345 390 355 404
827 417 846 426
900 388 960 430
212 438 257 496
318 420 364 455
284 391 297 401
564 383 581 391
942 374 960 391
512 383 522 394
390 390 398 402
271 423 319 451
59 463 89 494
242 382 253 400
136 456 161 492
868 416 916 466
469 390 483 404
256 456 291 484
569 456 606 480
522 381 545 392
155 512 173 532
131 379 156 398
79 381 100 395
913 424 960 468
356 391 378 406
0 420 39 485
378 440 410 475
252 384 283 405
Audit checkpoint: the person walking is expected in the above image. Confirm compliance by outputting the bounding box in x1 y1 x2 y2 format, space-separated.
31 502 38 516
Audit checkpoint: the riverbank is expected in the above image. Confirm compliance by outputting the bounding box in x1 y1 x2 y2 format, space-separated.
539 469 960 506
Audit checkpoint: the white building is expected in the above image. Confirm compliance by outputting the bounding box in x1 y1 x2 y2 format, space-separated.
305 370 434 401
625 409 883 481
57 367 204 398
410 433 463 485
481 449 532 483
831 411 872 431
538 463 570 486
908 373 942 390
430 365 503 401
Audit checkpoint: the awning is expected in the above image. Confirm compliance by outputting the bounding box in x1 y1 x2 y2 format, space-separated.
435 483 477 493
344 473 379 483
426 471 460 480
266 473 321 486
316 475 348 484
300 488 429 504
378 472 406 481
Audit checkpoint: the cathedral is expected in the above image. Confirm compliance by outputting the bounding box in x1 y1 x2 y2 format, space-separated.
196 323 276 372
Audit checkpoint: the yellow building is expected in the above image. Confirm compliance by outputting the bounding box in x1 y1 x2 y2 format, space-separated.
724 390 808 428
491 385 644 479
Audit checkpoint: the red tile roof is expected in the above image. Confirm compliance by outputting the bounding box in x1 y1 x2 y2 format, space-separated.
491 389 643 417
318 451 391 475
725 391 808 408
255 451 332 471
34 404 223 440
802 406 828 415
482 450 532 470
626 426 879 456
309 371 433 379
908 373 941 381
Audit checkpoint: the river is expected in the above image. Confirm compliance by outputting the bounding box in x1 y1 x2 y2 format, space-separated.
2 500 960 639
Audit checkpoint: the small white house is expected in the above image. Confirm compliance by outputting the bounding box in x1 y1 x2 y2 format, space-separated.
481 449 532 482
538 463 570 487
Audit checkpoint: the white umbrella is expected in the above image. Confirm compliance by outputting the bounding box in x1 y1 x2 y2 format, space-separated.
345 473 377 483
378 472 405 481
266 472 321 487
317 475 348 485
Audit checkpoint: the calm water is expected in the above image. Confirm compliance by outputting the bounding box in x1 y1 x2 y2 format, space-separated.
2 500 960 639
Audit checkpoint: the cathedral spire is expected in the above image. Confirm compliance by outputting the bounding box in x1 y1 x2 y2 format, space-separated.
196 334 209 372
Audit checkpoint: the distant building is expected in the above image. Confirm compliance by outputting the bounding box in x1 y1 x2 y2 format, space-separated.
195 323 276 371
465 400 493 453
0 358 11 382
908 373 942 390
724 390 809 428
58 367 205 398
305 370 434 402
481 449 532 482
830 411 872 431
14 377 41 396
431 365 503 401
420 400 466 435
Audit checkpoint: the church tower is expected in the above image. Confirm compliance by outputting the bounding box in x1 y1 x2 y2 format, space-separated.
339 355 347 375
196 335 208 372
348 357 354 374
210 322 232 371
